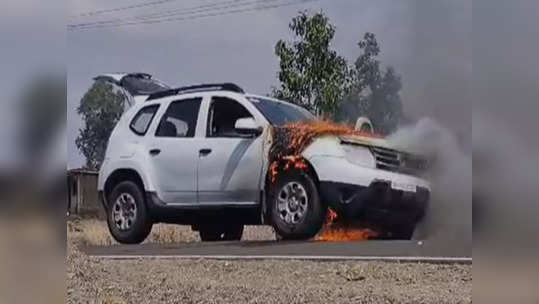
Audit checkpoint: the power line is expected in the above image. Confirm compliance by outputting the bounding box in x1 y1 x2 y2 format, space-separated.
69 0 271 29
68 0 320 31
69 0 181 18
68 0 306 29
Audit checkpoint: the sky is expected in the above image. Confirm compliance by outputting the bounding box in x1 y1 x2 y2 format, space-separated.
67 0 471 168
0 0 64 170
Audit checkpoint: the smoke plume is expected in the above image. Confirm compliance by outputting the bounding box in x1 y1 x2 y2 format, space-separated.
387 118 472 251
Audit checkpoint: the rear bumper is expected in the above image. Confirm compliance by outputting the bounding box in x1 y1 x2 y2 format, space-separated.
319 181 430 225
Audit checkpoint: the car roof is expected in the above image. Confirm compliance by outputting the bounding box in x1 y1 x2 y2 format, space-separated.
145 83 244 101
143 83 297 107
144 90 298 108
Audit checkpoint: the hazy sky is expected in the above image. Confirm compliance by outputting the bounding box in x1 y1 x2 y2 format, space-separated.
67 0 471 168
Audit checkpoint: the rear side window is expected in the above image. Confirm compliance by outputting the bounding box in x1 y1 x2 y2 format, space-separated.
130 105 159 135
156 98 202 138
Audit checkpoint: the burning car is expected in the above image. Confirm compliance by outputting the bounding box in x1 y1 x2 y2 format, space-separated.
97 83 430 244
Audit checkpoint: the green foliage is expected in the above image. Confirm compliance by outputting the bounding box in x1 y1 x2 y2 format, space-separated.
337 32 404 134
76 81 126 170
273 12 405 134
272 11 351 118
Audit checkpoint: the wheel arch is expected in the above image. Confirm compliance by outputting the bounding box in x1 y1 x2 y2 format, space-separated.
262 157 323 224
263 158 320 192
104 168 146 203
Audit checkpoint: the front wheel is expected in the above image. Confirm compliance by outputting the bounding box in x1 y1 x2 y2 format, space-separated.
269 171 326 240
106 181 153 244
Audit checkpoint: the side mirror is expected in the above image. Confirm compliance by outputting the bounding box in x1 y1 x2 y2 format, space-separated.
235 118 262 137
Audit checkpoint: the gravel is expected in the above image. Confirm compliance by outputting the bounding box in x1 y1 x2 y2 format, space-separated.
67 221 472 304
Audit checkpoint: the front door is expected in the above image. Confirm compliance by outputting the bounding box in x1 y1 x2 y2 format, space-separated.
147 97 204 205
197 96 264 206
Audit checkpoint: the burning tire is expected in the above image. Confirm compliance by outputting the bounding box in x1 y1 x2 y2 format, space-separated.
269 171 326 240
199 224 244 241
106 181 153 244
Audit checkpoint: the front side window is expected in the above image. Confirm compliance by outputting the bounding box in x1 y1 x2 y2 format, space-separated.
130 105 159 135
207 97 253 137
155 98 202 138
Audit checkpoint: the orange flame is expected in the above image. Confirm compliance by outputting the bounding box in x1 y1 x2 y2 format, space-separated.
269 121 381 183
315 208 379 242
316 227 379 242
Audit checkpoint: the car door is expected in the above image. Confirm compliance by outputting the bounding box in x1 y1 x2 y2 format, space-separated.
197 96 264 206
146 97 205 205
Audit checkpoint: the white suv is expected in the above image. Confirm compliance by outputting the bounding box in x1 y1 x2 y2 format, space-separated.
98 83 430 244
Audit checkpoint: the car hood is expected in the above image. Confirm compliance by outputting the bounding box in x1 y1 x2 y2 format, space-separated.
339 134 425 156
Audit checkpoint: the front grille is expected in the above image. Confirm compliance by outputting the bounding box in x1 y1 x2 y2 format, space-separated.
370 146 428 176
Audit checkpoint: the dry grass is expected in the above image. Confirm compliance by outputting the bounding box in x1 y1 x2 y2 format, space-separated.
78 219 116 246
71 219 276 246
148 224 200 243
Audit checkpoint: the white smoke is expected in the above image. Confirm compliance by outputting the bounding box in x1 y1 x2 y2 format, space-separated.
387 118 472 249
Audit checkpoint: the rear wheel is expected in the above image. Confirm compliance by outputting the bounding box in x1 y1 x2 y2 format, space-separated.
199 223 244 241
106 181 152 244
269 171 326 240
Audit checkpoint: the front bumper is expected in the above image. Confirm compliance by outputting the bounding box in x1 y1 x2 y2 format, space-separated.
319 181 430 225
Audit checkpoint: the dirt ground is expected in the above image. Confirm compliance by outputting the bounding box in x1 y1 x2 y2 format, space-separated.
67 219 472 304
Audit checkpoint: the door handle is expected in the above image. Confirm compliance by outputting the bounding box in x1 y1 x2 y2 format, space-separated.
149 149 161 156
199 148 212 156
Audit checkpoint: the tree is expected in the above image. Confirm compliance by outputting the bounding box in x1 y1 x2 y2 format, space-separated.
337 32 404 134
273 11 351 118
76 80 126 170
368 66 404 133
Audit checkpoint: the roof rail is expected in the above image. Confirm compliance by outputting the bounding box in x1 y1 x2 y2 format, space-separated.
146 83 244 101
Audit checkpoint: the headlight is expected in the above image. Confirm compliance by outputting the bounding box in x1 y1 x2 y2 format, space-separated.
342 143 376 168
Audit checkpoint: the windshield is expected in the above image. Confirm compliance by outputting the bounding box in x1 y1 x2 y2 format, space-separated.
248 97 315 126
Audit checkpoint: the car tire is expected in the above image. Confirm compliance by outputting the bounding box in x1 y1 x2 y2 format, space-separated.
269 170 326 240
199 224 244 241
106 181 153 244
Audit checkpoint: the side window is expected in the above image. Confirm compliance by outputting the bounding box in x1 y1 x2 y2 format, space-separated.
130 105 159 135
156 98 202 138
207 97 253 137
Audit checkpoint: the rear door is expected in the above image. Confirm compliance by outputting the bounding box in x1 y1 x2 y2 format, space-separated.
197 96 265 206
146 97 205 205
